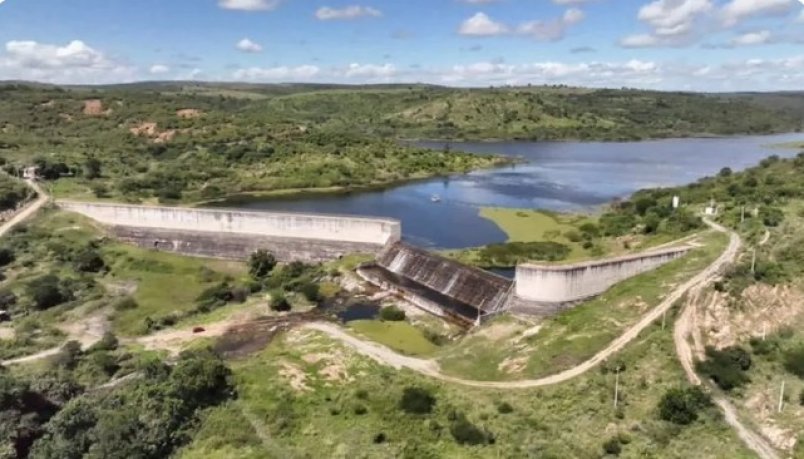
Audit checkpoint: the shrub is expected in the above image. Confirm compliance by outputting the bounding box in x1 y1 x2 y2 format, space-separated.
450 413 494 445
248 250 277 279
783 346 804 379
423 329 448 346
353 404 368 415
658 387 711 425
298 282 321 303
27 275 71 310
113 296 138 311
380 305 406 321
496 401 514 414
602 437 622 456
799 389 804 406
373 433 386 444
759 206 784 227
696 346 752 391
269 290 291 312
399 387 436 414
73 248 106 273
0 247 14 267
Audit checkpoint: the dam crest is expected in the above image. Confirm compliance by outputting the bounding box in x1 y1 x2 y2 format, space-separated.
58 200 690 324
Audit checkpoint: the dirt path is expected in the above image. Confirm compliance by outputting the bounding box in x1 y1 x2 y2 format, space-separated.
674 223 781 459
0 179 49 237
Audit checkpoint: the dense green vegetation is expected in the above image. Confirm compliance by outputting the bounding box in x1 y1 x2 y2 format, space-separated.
1 347 233 458
1 83 801 204
0 173 32 212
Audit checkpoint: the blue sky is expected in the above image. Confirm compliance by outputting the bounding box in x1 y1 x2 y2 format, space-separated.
0 0 802 90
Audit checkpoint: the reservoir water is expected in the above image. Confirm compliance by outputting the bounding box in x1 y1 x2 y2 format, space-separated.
226 133 804 249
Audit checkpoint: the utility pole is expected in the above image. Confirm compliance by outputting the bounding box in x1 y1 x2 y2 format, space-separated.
661 310 667 331
741 206 745 224
613 368 620 409
751 249 757 275
778 380 785 413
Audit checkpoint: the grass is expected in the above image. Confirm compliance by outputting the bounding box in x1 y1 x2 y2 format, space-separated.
178 308 755 458
437 230 729 380
102 244 246 336
348 320 439 357
480 208 593 260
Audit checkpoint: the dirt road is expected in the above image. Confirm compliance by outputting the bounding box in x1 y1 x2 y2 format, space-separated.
674 223 780 459
0 179 49 237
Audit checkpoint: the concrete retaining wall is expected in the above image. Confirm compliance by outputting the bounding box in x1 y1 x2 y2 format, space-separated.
58 201 401 262
514 247 690 305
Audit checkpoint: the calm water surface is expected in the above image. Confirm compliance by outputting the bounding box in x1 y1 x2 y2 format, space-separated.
230 133 804 249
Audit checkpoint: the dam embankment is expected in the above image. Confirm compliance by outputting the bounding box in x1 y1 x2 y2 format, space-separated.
57 201 401 262
512 247 691 314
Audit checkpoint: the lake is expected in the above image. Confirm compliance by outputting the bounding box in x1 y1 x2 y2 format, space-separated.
224 133 804 249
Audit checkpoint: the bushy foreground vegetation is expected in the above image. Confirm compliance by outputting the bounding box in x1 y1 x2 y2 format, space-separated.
1 347 233 458
177 307 751 458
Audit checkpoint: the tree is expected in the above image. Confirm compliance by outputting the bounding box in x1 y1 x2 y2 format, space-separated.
718 167 733 177
83 158 102 179
696 346 752 391
399 387 436 414
658 387 711 425
249 250 277 279
27 275 70 310
783 346 804 379
73 248 105 273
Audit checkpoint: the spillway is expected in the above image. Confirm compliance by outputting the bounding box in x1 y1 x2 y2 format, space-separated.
360 242 513 325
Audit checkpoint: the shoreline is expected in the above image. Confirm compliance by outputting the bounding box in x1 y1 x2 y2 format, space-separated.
193 157 517 208
401 130 803 145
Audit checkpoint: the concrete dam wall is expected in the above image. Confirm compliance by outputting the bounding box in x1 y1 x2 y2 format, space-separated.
513 247 690 308
58 201 401 262
360 242 513 325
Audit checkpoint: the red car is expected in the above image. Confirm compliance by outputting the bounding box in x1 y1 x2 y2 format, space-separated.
192 326 206 334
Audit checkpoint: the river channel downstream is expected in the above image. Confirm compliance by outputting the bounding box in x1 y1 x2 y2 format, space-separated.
219 133 804 249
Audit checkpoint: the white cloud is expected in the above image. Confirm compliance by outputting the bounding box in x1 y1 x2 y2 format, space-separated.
731 30 772 46
619 33 660 47
457 0 501 3
517 8 586 41
149 64 170 75
218 0 280 11
236 38 263 53
233 65 321 81
459 12 509 36
552 0 593 4
622 0 799 47
315 5 382 21
341 63 396 79
638 0 712 35
721 0 794 27
0 39 135 84
563 8 586 25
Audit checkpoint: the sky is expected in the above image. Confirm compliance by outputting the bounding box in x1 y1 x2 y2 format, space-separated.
0 0 802 91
